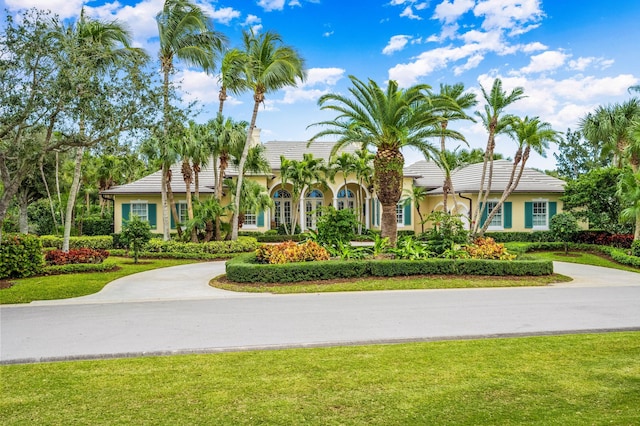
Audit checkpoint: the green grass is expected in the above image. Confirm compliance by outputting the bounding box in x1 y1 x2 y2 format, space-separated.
2 332 639 424
212 273 571 294
0 257 196 304
525 250 640 273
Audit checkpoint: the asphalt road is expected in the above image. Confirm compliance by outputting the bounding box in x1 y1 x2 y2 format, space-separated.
2 279 639 364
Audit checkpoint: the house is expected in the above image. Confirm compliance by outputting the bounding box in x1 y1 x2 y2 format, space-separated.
103 135 565 235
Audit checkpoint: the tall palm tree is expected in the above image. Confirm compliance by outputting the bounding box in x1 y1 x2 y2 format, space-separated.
480 116 560 235
230 29 306 240
471 78 525 236
156 0 226 240
49 8 147 251
328 152 356 197
432 83 477 213
310 76 443 246
353 148 374 234
217 48 248 117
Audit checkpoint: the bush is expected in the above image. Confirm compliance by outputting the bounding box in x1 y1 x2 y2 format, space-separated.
315 207 358 246
45 248 109 265
484 231 555 243
632 240 640 257
79 215 113 236
256 234 303 243
143 237 258 255
255 241 330 264
0 233 44 279
225 253 553 283
121 216 152 264
466 237 516 260
550 213 579 254
43 261 117 275
39 235 113 250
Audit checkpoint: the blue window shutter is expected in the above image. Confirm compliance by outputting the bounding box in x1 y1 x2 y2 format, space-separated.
480 204 488 228
549 202 557 221
376 200 381 226
503 202 512 229
257 210 265 227
170 210 175 229
404 201 411 226
525 202 533 229
122 204 130 223
148 204 157 229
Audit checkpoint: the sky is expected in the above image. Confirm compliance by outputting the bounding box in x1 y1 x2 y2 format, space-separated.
3 0 639 170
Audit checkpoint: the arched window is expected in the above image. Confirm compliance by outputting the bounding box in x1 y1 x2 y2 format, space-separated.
273 189 292 227
337 188 355 210
305 189 324 229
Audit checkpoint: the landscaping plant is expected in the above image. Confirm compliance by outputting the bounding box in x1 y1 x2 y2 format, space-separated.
550 212 580 254
120 215 152 264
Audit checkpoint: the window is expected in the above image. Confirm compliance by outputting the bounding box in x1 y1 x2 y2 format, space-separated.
131 202 148 222
486 201 503 229
396 202 404 225
176 202 188 224
305 189 323 229
273 189 292 227
337 188 355 210
244 210 257 226
533 201 547 228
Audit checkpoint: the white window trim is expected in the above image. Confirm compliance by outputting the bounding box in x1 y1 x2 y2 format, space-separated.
130 200 149 222
486 199 504 231
243 210 258 229
532 198 549 231
396 201 404 226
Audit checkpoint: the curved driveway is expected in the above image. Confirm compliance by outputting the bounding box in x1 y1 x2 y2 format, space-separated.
1 261 639 364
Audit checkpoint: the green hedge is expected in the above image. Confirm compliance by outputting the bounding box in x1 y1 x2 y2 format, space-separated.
484 231 555 243
508 242 640 269
225 253 553 283
109 249 244 260
43 261 118 275
143 237 258 254
0 234 44 279
39 235 113 250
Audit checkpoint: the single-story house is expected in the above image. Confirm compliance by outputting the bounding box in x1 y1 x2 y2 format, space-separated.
102 134 565 235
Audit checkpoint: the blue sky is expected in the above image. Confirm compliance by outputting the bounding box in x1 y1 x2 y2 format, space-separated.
3 0 639 170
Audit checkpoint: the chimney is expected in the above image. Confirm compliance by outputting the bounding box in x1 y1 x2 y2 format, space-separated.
250 127 261 147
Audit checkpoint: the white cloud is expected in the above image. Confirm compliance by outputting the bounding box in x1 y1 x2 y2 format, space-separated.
433 0 475 24
400 6 422 20
208 7 241 25
289 0 302 6
454 54 484 75
474 0 545 33
569 57 614 71
243 14 263 33
382 35 412 55
323 31 334 37
521 41 547 53
518 50 568 74
303 68 346 86
258 0 286 12
279 67 345 104
4 0 86 19
175 69 219 105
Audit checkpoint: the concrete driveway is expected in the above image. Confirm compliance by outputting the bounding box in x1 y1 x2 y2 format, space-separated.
1 260 638 364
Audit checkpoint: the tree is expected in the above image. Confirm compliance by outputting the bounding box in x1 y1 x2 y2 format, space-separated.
554 128 611 180
231 29 306 240
562 167 630 234
156 0 226 240
479 116 560 236
121 214 151 264
617 169 640 240
217 48 248 117
328 152 356 198
404 186 429 234
432 83 477 212
550 212 579 254
47 8 150 251
353 148 374 234
279 153 326 235
310 76 442 246
471 78 525 237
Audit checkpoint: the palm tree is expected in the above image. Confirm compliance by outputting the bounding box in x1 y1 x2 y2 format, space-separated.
432 83 477 213
404 186 429 234
309 76 443 246
617 169 640 241
217 48 248 117
353 148 374 234
181 121 199 242
479 116 560 235
328 152 356 198
279 153 327 235
471 78 525 237
230 29 306 240
156 0 226 240
48 8 147 251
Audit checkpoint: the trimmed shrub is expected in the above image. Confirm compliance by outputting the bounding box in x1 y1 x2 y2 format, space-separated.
39 235 113 250
466 237 516 260
43 261 117 275
0 234 44 279
256 234 303 243
225 253 553 283
143 237 258 255
632 240 640 257
45 248 109 265
484 231 555 243
80 216 113 236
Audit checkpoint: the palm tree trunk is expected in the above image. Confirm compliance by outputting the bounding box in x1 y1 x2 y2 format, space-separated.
374 148 404 246
166 177 182 239
232 96 261 241
161 68 171 241
472 130 495 236
380 202 398 246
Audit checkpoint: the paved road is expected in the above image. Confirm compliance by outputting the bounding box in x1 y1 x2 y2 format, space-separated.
1 262 639 364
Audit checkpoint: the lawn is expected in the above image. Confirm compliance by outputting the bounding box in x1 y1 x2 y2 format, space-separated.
0 257 196 304
2 332 639 425
525 250 640 273
212 273 571 294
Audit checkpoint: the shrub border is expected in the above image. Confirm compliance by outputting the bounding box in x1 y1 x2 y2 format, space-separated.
513 242 640 268
225 253 553 283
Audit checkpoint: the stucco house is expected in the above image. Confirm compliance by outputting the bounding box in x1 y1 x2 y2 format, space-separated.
102 135 565 235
